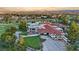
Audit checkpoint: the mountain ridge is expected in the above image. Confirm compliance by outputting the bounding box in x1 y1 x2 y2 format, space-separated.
0 7 79 14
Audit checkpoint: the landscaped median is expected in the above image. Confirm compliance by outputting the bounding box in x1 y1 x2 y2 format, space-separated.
24 36 42 50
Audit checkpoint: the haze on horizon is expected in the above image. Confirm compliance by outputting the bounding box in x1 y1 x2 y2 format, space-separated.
0 7 79 12
0 7 79 14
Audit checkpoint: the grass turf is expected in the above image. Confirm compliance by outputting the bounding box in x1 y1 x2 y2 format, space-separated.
24 36 41 49
0 23 18 37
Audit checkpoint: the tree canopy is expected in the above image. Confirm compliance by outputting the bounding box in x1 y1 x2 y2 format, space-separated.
68 21 79 44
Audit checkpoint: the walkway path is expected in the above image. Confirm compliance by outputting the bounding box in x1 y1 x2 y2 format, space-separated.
21 34 39 37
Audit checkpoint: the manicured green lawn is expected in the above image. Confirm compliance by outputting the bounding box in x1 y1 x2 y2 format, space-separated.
24 36 41 49
0 23 18 37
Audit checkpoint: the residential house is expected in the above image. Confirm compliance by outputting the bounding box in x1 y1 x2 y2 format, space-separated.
38 22 67 42
27 22 40 34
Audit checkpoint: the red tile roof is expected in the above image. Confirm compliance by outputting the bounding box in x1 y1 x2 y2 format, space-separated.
38 22 64 35
44 21 65 27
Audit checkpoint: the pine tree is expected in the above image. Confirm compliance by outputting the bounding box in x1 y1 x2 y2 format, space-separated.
68 21 79 44
19 20 27 31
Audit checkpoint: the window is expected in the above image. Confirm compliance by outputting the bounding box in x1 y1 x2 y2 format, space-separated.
32 28 35 30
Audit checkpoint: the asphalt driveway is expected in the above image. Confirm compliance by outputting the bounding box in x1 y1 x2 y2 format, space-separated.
40 35 66 51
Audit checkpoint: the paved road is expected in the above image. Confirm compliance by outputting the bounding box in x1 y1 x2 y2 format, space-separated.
41 36 66 51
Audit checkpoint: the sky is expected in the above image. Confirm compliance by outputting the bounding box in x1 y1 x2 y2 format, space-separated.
0 0 79 7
